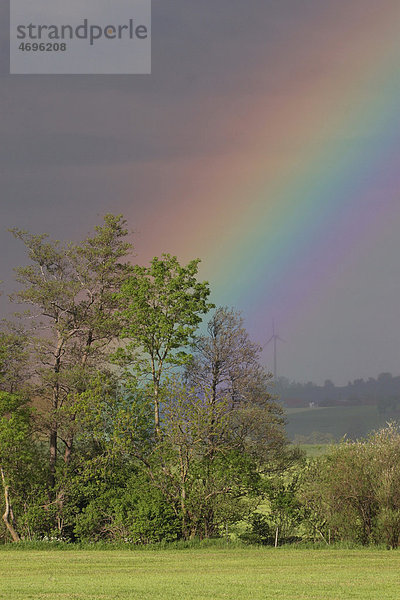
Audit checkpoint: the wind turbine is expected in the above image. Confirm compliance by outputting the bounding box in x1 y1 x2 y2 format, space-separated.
264 320 285 381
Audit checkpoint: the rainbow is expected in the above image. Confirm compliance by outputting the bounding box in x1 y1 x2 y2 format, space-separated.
127 3 400 350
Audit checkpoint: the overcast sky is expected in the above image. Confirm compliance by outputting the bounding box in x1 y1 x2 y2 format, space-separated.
1 1 400 385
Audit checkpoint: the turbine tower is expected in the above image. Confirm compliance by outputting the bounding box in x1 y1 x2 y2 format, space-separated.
264 320 285 380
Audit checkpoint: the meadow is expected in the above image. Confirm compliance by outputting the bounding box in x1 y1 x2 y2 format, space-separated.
285 405 388 441
0 545 399 600
294 443 328 457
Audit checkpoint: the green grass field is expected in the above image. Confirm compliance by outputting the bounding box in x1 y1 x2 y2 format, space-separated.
296 443 330 457
285 405 389 441
0 547 399 599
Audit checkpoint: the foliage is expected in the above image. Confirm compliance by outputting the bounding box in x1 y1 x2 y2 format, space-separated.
0 214 297 546
156 378 260 539
239 512 275 545
300 423 400 548
74 474 181 544
0 325 30 394
0 392 46 542
10 214 133 496
116 254 213 433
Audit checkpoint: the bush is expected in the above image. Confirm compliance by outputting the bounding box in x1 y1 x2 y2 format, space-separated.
240 513 275 545
300 424 400 548
74 475 181 544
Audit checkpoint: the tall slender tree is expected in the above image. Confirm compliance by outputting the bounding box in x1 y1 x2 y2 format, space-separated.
10 214 133 489
116 254 213 436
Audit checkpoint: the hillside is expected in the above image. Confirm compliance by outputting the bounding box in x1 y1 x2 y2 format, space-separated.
285 405 396 442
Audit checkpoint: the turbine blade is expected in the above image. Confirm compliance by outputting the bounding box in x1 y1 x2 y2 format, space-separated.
263 335 275 347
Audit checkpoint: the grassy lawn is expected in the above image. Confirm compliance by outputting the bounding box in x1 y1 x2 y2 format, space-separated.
0 547 399 600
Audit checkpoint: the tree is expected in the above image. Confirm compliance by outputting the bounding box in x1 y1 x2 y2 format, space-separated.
0 321 43 542
1 214 309 546
138 309 291 539
116 254 213 436
10 214 133 490
185 307 263 406
0 324 30 395
0 392 41 542
150 378 260 539
185 307 288 466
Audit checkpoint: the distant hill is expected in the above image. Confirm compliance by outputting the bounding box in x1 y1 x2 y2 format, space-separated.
275 373 400 442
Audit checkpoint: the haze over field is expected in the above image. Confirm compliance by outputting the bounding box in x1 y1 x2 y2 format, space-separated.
1 0 400 384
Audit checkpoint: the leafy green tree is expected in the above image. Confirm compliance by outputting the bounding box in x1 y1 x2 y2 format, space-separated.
177 309 296 539
116 254 213 435
265 474 303 542
10 214 133 490
0 324 30 395
56 375 179 544
0 321 43 542
0 392 43 542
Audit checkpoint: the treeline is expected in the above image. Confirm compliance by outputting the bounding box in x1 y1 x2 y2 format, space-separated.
279 373 400 411
0 214 290 544
1 214 400 549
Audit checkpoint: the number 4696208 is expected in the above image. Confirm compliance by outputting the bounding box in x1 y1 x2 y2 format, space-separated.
18 42 67 51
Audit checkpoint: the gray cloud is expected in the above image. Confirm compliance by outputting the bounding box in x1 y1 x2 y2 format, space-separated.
1 0 399 384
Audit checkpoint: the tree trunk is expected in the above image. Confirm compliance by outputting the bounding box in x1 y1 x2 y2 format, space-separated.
181 484 188 539
154 385 160 436
49 334 64 490
49 428 57 489
152 361 161 437
1 468 20 543
62 331 93 469
204 508 215 539
63 438 73 465
81 331 93 369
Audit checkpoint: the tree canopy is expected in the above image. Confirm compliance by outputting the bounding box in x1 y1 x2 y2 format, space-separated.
6 213 394 549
